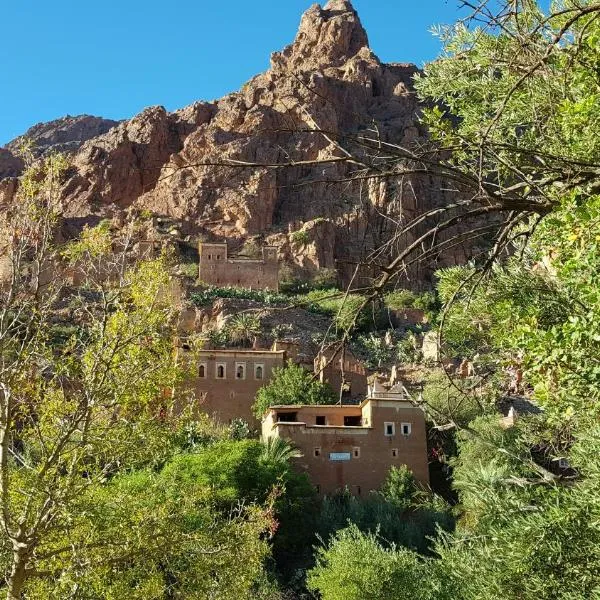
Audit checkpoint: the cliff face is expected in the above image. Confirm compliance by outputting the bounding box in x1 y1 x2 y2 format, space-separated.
1 0 472 288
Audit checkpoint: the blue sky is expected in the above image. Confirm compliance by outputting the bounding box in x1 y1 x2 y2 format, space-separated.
0 1 464 145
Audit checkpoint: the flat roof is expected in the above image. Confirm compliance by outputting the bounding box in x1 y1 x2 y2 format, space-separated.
198 349 286 355
268 404 361 409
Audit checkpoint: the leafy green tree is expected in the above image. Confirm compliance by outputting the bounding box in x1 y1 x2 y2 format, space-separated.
253 363 336 419
23 454 272 599
380 466 418 511
308 525 437 600
310 3 600 599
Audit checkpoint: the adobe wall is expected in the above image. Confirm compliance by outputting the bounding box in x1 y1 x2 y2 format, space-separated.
198 243 279 291
268 405 363 428
263 401 429 496
190 349 285 427
316 349 368 399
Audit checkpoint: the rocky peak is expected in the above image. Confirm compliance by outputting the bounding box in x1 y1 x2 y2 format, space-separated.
271 0 370 72
6 114 120 157
0 1 471 291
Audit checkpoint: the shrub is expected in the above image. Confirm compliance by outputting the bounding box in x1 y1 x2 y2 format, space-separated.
190 286 289 307
380 466 418 510
385 289 418 310
291 230 310 245
178 262 198 279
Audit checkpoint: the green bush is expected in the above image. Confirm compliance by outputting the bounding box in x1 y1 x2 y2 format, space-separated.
380 466 418 511
190 286 289 307
385 289 418 309
291 230 310 245
178 262 198 279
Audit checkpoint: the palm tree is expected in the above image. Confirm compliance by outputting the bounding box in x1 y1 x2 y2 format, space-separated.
261 436 303 465
226 313 261 347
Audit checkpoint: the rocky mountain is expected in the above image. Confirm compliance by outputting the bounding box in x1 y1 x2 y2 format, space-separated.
0 0 475 289
0 115 119 176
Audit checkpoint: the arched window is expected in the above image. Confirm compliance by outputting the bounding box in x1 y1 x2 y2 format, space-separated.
236 364 245 379
255 365 264 380
216 364 226 379
199 364 206 378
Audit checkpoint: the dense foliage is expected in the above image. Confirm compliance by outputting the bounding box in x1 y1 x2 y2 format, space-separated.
309 2 600 599
253 363 336 418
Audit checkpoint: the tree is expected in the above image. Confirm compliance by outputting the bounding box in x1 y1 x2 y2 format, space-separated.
0 154 197 598
261 436 303 466
307 525 437 600
226 313 262 347
309 3 600 599
252 363 336 419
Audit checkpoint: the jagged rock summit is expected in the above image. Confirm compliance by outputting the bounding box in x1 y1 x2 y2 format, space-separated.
1 1 467 287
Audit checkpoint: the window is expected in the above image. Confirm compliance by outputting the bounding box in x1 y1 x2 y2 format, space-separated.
391 448 399 458
216 254 221 260
344 415 361 427
255 364 264 380
353 446 360 458
208 254 212 260
384 422 395 436
315 484 321 494
314 447 321 457
354 485 362 496
277 412 297 423
401 423 412 436
216 363 226 379
235 363 246 380
198 363 207 378
316 416 326 426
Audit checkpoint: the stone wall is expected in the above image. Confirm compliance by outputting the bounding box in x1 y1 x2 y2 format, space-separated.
198 243 279 291
315 347 368 400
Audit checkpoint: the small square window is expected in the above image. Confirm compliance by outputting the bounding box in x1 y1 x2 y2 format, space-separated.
384 422 395 436
353 447 360 458
391 448 399 458
316 416 326 426
314 447 321 457
401 423 412 436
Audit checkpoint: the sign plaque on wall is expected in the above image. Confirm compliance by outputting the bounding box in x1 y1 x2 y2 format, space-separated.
329 452 351 461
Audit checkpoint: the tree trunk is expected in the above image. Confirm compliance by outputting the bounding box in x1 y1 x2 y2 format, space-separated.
6 548 28 600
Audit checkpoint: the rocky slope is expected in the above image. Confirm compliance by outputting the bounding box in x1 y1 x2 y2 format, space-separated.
1 0 477 289
1 115 119 176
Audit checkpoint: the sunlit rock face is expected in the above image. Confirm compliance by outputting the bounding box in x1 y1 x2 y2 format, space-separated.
0 1 474 289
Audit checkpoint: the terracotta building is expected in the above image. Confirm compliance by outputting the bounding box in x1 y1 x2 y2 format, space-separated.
315 346 368 400
261 381 429 496
186 347 286 426
198 242 279 291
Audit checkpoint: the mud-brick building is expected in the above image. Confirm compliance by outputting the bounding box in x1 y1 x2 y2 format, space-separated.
187 347 286 426
261 382 429 496
198 243 279 291
315 346 368 400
